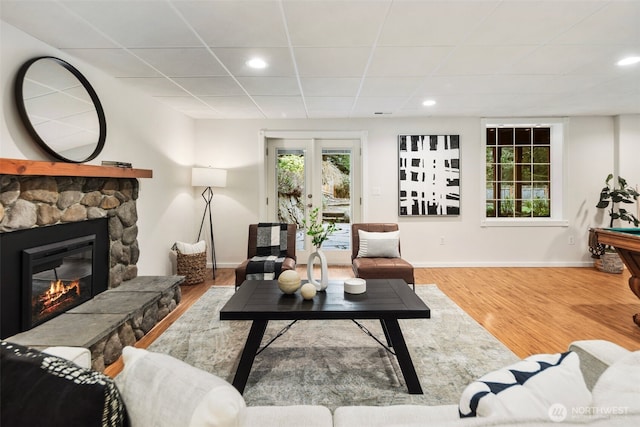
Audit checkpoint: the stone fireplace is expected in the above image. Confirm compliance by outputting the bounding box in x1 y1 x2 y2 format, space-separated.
0 174 139 338
0 159 182 371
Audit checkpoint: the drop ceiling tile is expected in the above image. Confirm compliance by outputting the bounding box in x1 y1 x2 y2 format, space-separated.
63 0 201 48
466 1 602 46
305 97 355 112
300 78 361 96
235 77 300 96
554 1 640 45
172 77 245 96
359 77 423 97
201 96 265 118
283 0 390 47
154 96 223 118
402 93 520 116
294 47 371 77
130 48 227 77
174 0 288 47
435 45 537 76
211 47 295 77
505 45 621 76
367 46 453 77
1 1 117 48
117 77 189 97
415 75 569 96
351 96 408 115
379 1 496 46
154 96 213 111
61 48 160 77
253 96 307 119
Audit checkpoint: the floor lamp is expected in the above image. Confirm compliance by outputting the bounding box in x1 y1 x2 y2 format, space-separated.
192 167 227 279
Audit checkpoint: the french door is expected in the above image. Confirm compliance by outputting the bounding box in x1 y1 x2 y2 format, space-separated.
265 137 362 264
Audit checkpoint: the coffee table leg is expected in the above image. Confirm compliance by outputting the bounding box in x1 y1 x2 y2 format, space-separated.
382 318 423 394
232 319 268 394
379 319 392 347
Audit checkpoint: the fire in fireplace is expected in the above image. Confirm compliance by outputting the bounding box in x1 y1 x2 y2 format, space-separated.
1 218 109 338
23 235 96 329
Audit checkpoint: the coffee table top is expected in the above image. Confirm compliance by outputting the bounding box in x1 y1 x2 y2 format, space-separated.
220 279 430 321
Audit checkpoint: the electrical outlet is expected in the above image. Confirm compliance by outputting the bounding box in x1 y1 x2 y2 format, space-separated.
568 236 575 245
440 236 445 245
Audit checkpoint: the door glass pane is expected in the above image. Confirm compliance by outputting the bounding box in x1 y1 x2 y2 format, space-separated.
276 149 306 250
321 149 351 250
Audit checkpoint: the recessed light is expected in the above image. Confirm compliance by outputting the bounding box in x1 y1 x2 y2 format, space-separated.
422 99 436 107
246 58 268 69
616 56 640 66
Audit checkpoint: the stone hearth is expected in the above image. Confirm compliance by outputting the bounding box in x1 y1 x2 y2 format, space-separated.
8 276 183 372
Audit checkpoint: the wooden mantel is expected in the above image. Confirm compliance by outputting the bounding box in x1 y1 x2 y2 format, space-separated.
0 158 152 179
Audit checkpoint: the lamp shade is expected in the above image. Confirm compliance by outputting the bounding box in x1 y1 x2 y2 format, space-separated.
192 167 227 187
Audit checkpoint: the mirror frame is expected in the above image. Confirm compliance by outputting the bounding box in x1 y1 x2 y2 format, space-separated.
14 56 107 163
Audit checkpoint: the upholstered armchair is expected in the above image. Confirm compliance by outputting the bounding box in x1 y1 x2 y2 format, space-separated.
235 223 297 289
351 223 415 290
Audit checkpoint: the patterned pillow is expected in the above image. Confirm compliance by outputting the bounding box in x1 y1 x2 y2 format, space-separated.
0 340 126 427
459 351 591 420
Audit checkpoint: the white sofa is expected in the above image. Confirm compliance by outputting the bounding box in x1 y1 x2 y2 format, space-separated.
42 340 639 427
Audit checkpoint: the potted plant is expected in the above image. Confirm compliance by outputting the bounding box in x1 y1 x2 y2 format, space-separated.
302 207 337 291
302 207 338 248
591 174 639 273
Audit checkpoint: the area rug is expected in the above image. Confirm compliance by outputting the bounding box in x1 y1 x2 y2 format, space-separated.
148 285 518 410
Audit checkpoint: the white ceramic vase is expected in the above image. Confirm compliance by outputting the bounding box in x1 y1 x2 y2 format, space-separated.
307 247 328 291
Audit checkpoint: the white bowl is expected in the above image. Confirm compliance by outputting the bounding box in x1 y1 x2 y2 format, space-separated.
344 278 366 294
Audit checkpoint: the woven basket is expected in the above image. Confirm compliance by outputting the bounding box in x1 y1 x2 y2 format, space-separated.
594 252 624 274
176 251 207 285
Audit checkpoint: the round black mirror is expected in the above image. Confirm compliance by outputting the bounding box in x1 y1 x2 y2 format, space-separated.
14 56 106 163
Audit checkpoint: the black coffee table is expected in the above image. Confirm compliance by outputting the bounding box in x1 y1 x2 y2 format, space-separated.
220 278 430 394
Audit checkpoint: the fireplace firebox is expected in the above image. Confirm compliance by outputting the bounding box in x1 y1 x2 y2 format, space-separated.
1 219 109 338
23 235 96 329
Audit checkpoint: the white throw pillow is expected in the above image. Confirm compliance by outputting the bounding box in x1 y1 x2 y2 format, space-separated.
357 230 400 258
459 351 591 420
175 240 206 254
592 351 640 413
115 346 246 427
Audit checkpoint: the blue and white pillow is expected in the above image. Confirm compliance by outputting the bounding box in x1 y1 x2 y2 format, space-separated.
459 351 592 419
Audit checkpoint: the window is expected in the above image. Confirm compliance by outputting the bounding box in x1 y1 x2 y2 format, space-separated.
482 119 567 226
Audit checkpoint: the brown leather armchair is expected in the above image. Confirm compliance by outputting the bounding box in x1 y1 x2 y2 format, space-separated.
235 223 297 288
351 223 415 289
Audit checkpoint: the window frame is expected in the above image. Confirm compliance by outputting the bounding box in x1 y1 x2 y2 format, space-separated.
480 118 569 227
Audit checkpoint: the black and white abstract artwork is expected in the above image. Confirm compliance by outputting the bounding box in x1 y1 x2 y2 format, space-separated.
398 134 460 216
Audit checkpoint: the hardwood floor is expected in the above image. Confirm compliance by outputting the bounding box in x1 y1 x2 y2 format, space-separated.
104 266 640 378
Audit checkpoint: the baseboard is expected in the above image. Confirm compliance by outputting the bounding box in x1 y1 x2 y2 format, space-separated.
409 261 596 268
213 261 596 269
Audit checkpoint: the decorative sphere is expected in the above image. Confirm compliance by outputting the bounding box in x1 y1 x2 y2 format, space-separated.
277 270 301 294
300 283 317 300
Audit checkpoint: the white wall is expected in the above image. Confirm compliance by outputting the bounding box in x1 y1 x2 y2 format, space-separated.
196 114 640 268
1 22 196 276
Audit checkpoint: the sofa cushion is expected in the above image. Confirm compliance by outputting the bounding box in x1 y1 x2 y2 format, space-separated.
241 405 333 427
458 351 591 420
114 346 245 427
1 340 126 427
357 230 400 258
592 350 640 414
334 404 459 427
